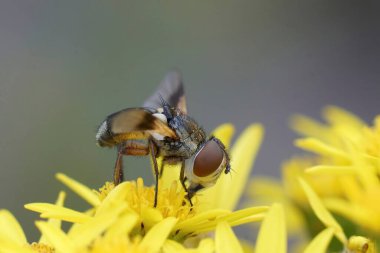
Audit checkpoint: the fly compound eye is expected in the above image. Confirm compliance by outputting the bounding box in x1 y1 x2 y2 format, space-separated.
193 139 225 177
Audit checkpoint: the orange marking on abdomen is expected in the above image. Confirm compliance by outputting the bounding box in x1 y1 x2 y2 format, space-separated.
120 139 149 156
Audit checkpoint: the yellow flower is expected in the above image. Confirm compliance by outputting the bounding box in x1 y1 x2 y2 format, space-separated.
292 106 380 235
19 123 267 252
1 199 249 253
25 175 267 249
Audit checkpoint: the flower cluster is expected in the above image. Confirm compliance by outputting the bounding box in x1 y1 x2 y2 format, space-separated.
248 106 378 252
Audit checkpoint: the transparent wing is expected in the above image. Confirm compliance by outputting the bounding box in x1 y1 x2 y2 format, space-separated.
143 70 187 114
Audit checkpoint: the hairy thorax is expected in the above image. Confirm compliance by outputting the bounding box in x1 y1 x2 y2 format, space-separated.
154 113 207 159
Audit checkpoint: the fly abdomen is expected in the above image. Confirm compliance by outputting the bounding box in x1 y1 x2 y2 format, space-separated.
119 139 150 156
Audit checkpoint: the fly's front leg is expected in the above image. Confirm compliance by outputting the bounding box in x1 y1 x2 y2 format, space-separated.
180 161 193 206
149 139 160 208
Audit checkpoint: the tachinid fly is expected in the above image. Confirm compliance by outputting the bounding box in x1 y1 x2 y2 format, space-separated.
96 71 231 206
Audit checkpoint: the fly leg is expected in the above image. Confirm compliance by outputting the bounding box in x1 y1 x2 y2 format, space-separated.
113 148 124 185
180 161 193 206
159 160 165 178
149 139 160 208
114 140 150 185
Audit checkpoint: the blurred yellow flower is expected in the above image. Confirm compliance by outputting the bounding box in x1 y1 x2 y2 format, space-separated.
293 106 380 235
247 106 380 252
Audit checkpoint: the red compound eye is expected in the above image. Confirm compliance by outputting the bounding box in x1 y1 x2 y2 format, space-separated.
193 139 224 177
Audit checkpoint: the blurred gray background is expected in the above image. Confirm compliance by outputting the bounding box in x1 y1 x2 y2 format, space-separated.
1 0 379 241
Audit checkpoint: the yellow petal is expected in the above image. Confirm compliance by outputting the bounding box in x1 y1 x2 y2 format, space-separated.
141 207 164 230
70 203 127 248
163 238 214 253
39 191 66 244
322 106 366 129
212 123 235 149
175 209 230 230
304 227 334 253
0 210 27 244
294 138 350 162
139 217 178 253
0 238 35 253
208 206 267 229
95 181 129 216
195 213 265 234
25 203 91 223
200 124 264 211
162 239 186 253
290 114 332 142
198 238 215 253
247 178 306 235
338 176 362 203
305 165 357 175
215 222 243 253
56 173 100 207
255 203 286 253
175 206 266 237
298 178 347 244
105 211 139 238
324 198 380 233
35 221 75 253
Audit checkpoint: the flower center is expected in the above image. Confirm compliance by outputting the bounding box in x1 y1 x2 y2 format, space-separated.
29 242 55 253
97 178 197 222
